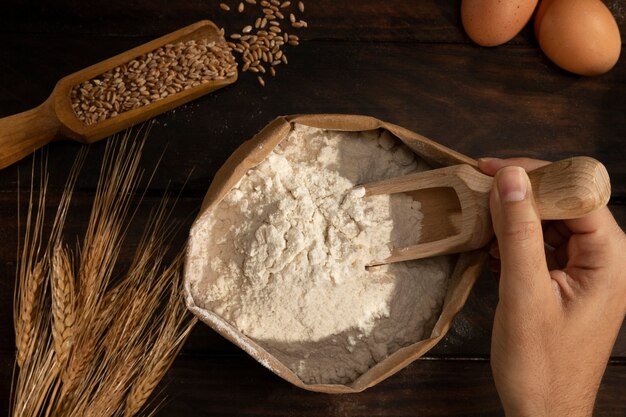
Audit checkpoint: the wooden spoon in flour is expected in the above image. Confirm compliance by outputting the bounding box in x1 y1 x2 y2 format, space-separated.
363 157 610 266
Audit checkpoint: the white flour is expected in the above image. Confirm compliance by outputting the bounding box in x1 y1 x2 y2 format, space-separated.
188 125 453 384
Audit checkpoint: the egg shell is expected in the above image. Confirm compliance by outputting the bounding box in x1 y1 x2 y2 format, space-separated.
462 0 539 47
535 0 621 76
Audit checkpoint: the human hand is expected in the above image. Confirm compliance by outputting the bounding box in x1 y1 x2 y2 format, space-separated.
478 157 626 417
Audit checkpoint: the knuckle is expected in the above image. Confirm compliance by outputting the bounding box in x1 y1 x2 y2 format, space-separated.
499 220 541 243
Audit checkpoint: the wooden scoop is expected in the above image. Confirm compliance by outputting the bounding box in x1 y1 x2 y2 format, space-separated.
364 157 610 266
0 20 237 169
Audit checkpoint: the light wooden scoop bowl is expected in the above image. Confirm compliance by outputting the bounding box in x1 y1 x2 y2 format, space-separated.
0 20 236 169
364 157 611 266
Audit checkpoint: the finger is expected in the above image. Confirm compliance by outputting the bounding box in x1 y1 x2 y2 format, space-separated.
564 206 619 236
478 157 550 177
490 166 551 305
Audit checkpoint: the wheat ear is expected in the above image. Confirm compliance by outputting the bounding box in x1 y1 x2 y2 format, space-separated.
51 245 76 369
12 155 59 417
61 137 146 396
124 266 197 416
14 159 49 368
15 260 46 368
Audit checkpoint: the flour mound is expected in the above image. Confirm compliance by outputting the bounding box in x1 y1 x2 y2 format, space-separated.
188 125 452 384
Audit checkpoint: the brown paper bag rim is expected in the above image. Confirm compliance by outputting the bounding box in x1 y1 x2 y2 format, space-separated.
184 114 487 394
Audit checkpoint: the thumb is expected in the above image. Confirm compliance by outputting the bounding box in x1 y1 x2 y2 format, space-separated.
491 166 550 306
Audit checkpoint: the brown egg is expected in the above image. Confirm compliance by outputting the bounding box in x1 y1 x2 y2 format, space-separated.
462 0 539 46
535 0 621 76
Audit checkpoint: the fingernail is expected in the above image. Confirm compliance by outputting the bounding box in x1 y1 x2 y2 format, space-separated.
478 157 500 162
497 166 528 202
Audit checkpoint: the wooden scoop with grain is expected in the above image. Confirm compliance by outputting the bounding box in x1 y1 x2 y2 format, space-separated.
0 20 237 169
364 157 610 265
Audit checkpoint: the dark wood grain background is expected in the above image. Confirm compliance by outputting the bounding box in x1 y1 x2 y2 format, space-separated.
1 1 624 416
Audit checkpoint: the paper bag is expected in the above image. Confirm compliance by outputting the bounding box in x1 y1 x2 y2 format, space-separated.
184 114 488 393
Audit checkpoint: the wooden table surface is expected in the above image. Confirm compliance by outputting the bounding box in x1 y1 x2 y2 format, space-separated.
1 1 625 416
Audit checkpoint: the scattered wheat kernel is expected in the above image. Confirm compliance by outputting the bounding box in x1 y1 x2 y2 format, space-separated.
281 1 291 8
246 0 256 3
238 2 244 12
290 13 296 23
243 25 253 33
258 76 265 86
220 3 230 11
298 1 304 12
270 66 276 76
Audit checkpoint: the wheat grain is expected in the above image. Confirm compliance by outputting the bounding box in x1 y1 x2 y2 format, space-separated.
71 39 237 125
222 0 306 85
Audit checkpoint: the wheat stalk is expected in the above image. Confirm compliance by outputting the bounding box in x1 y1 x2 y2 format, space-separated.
11 341 58 417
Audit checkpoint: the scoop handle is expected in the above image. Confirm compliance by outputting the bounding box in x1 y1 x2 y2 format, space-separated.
0 97 60 169
528 157 610 220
